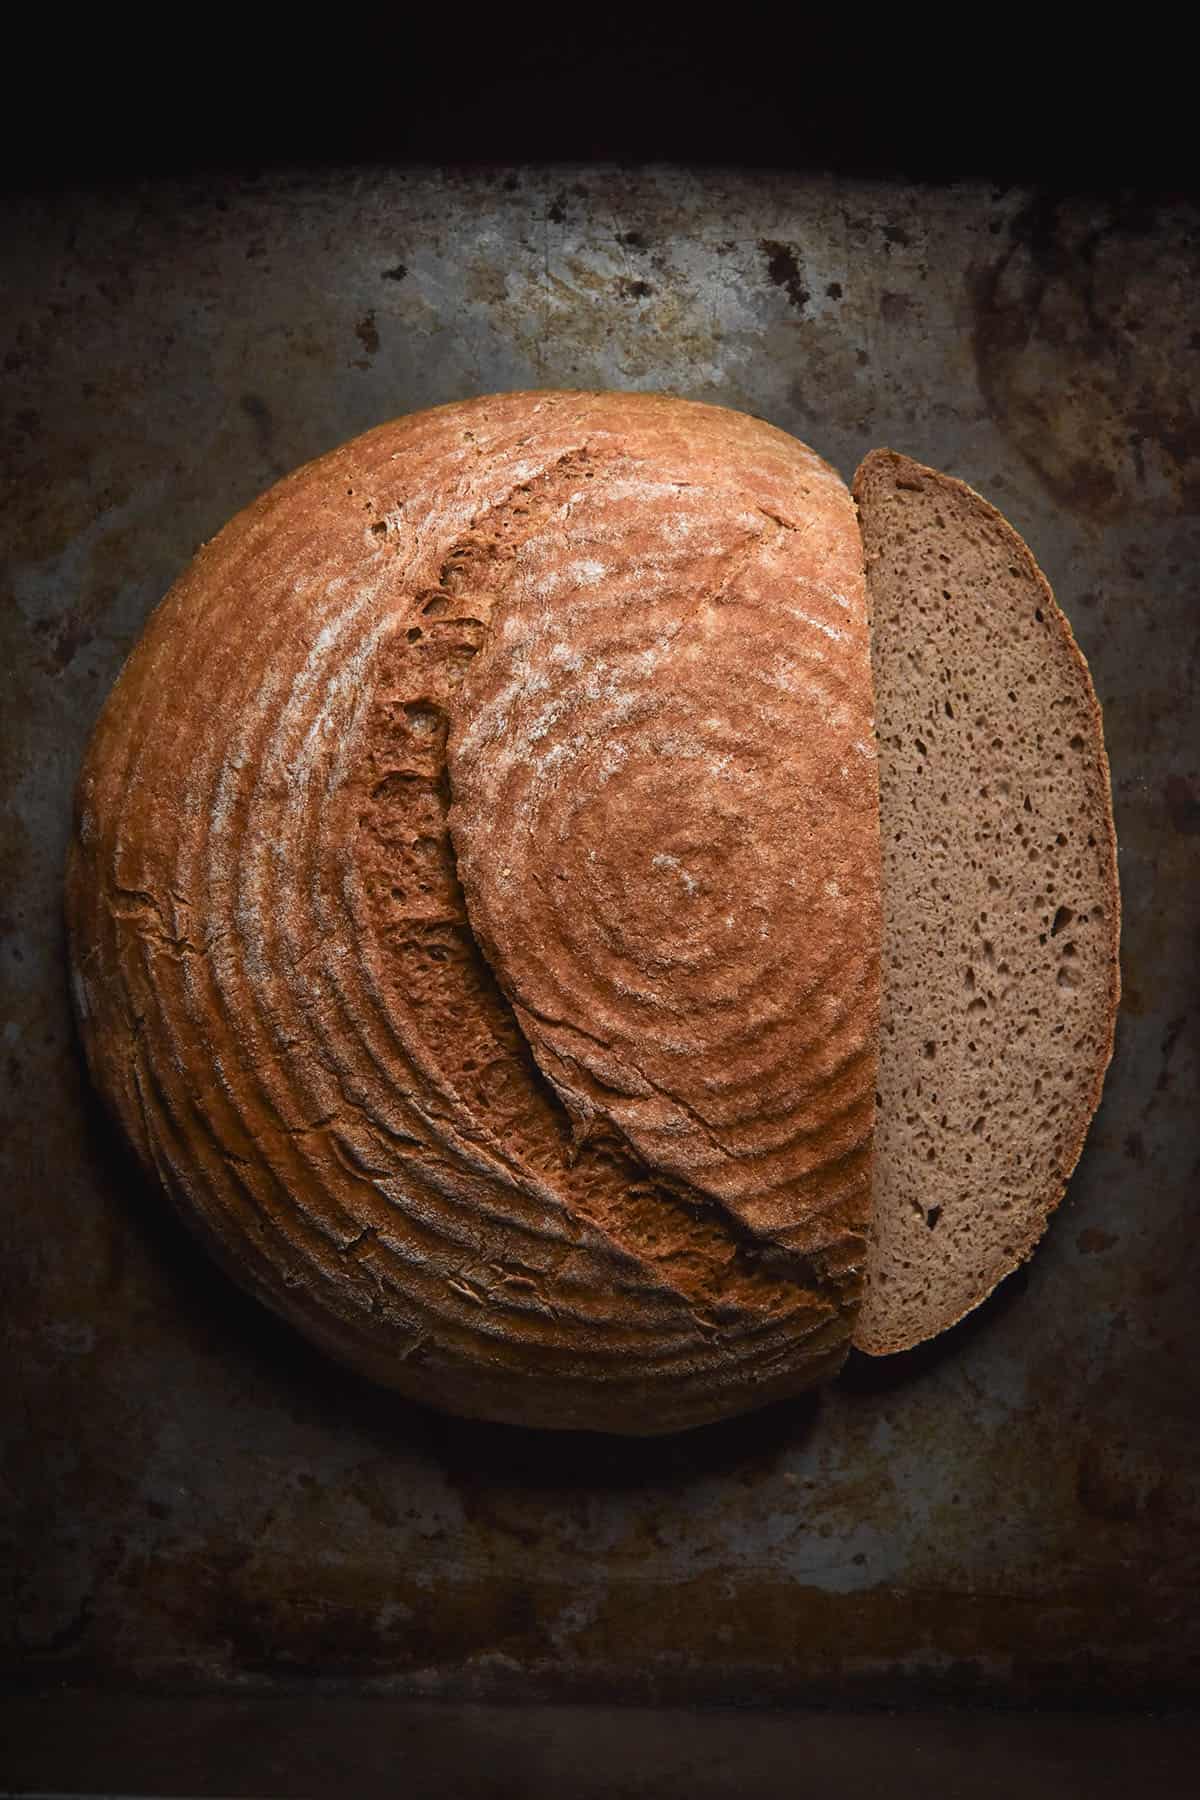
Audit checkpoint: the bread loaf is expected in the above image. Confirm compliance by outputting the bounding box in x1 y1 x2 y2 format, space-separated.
852 451 1120 1353
67 392 880 1434
67 397 1120 1429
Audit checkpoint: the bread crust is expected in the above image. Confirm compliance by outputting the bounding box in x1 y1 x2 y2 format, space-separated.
67 392 880 1433
852 450 1120 1355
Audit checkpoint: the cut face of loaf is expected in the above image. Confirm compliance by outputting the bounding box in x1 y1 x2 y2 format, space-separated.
66 392 880 1435
853 451 1120 1355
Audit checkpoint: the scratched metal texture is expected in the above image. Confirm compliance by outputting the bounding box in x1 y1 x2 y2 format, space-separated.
2 169 1197 1709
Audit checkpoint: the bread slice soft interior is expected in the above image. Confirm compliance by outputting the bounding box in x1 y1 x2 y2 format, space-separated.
852 450 1120 1355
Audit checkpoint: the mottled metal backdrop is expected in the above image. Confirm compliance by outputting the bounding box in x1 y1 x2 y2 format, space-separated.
3 168 1198 1709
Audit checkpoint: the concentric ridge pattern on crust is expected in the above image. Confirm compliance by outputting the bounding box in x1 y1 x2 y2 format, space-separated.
67 392 880 1433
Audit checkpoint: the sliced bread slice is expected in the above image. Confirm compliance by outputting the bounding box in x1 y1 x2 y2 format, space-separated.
852 450 1120 1355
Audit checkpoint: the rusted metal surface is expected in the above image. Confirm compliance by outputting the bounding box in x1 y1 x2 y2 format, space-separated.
2 169 1198 1708
4 1696 1200 1798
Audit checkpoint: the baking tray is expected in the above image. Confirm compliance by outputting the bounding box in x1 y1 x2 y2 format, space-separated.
2 166 1198 1789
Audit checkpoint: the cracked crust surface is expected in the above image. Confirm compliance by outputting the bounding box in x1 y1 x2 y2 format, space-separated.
66 391 879 1433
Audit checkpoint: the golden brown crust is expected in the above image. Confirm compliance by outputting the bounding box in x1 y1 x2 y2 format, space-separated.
67 392 880 1433
852 449 1120 1355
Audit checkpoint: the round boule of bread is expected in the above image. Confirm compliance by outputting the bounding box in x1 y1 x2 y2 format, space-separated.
67 391 880 1434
